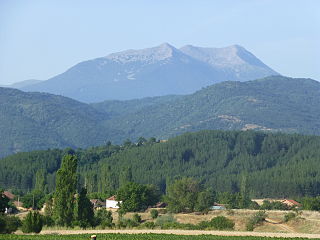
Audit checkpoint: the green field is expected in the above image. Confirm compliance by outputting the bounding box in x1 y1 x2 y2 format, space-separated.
0 234 318 240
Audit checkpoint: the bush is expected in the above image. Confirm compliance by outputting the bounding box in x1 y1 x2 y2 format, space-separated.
284 212 296 222
22 211 43 233
117 218 139 228
132 213 142 223
150 209 159 219
95 209 113 229
42 215 55 227
210 216 234 230
246 211 267 231
142 221 155 229
155 214 176 227
197 220 211 229
0 214 21 234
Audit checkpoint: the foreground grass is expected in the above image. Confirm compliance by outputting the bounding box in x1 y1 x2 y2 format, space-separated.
0 234 319 240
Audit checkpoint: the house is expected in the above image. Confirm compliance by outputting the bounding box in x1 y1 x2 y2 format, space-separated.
3 191 15 200
281 199 301 207
106 196 122 209
210 202 226 210
90 199 105 209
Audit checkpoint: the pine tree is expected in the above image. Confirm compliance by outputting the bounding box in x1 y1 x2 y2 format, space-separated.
53 154 78 227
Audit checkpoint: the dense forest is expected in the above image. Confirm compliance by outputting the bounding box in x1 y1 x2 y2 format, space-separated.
1 130 320 198
1 76 320 158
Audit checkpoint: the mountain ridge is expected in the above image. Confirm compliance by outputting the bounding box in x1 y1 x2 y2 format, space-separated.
19 43 279 102
1 76 319 158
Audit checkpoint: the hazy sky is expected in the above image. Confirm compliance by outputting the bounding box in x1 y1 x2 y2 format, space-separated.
0 0 319 84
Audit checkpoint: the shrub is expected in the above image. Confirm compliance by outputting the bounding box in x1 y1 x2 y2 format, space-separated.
197 220 211 229
284 212 296 222
42 215 55 227
246 211 267 231
132 213 142 224
210 216 234 230
150 209 159 219
22 211 43 233
142 221 155 229
95 209 113 229
0 214 21 234
155 214 176 227
117 218 139 228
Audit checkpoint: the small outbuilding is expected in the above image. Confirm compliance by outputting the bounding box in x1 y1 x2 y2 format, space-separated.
106 196 122 209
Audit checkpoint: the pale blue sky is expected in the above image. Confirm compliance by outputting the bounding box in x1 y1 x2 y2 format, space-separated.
0 0 319 84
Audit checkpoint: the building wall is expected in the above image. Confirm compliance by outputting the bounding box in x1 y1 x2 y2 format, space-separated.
106 199 121 208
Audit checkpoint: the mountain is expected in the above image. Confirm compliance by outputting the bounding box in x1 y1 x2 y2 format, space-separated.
0 87 120 157
180 44 277 81
2 130 320 198
94 76 320 140
20 43 278 102
1 76 319 157
1 79 43 89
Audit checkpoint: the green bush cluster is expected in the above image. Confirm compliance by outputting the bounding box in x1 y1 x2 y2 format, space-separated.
21 211 43 233
118 214 142 229
94 209 114 229
0 214 21 234
155 215 234 230
283 212 296 222
246 211 267 231
150 209 159 219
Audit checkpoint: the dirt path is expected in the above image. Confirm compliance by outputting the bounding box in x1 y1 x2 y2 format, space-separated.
265 218 296 233
39 229 320 238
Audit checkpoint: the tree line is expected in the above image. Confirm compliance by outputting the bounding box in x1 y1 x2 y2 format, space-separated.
1 130 320 199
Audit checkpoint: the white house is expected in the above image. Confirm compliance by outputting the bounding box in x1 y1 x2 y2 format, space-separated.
106 195 122 209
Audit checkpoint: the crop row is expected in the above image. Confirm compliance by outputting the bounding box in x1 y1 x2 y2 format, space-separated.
0 234 317 240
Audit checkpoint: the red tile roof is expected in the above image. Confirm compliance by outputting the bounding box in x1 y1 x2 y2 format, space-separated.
107 195 117 201
3 191 15 200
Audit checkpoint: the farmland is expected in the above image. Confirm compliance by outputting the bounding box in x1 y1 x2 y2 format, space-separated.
1 233 320 240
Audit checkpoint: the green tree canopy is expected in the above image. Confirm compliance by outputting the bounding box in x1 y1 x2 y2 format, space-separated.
53 154 78 226
116 182 160 213
75 188 94 229
166 178 214 213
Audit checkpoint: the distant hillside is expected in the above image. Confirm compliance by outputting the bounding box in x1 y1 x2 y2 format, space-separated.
20 43 278 102
0 79 42 88
1 130 320 198
0 87 120 157
1 76 320 157
95 76 320 140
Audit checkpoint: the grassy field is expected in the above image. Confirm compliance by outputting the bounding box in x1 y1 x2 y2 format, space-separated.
1 234 319 240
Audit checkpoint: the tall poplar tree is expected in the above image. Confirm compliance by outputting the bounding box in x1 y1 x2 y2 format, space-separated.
53 154 78 226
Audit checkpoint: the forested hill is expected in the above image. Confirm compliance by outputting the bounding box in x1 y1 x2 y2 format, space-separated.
1 76 320 157
0 87 121 157
94 76 320 140
1 130 320 198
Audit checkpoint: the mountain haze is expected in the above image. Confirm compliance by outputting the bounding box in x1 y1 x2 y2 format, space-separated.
0 79 42 88
21 43 278 102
